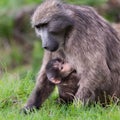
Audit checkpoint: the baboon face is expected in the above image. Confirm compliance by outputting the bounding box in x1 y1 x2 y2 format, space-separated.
35 21 64 51
46 58 73 84
32 1 74 51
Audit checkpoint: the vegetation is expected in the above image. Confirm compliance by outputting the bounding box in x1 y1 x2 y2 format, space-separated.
1 72 120 120
0 0 120 120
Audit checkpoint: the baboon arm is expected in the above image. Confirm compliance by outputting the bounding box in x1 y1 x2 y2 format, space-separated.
24 50 55 110
24 77 55 110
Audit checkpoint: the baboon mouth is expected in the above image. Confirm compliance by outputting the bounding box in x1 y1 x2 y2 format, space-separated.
51 79 61 84
52 80 61 84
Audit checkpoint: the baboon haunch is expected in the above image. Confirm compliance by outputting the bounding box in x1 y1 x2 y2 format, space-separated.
23 0 120 112
45 58 79 103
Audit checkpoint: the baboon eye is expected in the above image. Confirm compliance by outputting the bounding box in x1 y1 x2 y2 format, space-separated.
35 24 40 29
35 23 48 29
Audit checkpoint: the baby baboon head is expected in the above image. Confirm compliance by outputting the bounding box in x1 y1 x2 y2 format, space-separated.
46 58 73 84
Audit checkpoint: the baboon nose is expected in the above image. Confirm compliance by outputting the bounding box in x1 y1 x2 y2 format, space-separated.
43 46 58 52
44 46 47 49
43 46 49 50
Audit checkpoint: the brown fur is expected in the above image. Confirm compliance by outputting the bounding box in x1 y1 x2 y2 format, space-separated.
23 0 120 112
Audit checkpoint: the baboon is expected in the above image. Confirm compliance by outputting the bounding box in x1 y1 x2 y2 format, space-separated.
45 57 79 103
23 0 120 112
46 58 75 84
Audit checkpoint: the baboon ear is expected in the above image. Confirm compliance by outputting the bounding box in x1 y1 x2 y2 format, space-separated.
48 15 74 33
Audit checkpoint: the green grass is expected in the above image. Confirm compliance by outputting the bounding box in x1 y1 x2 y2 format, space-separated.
0 70 120 120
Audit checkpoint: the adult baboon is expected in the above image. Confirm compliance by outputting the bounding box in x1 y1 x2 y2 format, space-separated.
46 58 79 103
23 0 120 112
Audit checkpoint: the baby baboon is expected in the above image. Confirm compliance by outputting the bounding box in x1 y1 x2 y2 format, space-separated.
23 0 120 112
46 58 79 103
46 58 75 84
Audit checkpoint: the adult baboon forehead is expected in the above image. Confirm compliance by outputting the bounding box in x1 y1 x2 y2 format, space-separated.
31 0 63 26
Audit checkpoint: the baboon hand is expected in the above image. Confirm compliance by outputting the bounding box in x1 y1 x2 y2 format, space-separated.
21 105 39 114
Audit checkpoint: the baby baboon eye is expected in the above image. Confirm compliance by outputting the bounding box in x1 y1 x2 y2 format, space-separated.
61 66 63 70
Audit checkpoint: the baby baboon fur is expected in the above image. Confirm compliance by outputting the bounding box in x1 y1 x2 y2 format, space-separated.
23 0 120 112
46 58 79 103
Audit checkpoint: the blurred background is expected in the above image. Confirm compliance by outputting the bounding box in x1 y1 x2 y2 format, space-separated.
0 0 120 79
